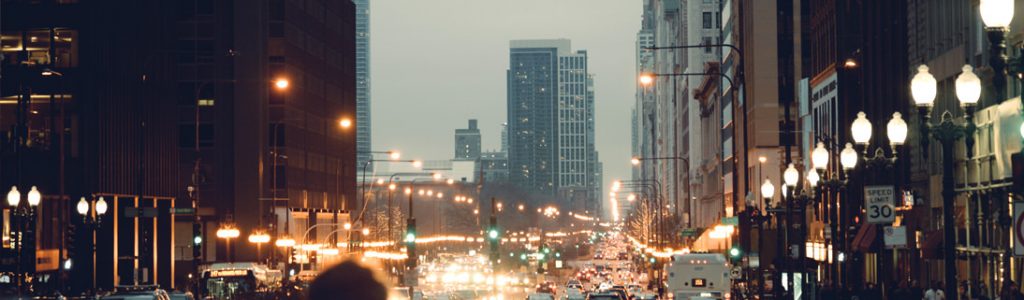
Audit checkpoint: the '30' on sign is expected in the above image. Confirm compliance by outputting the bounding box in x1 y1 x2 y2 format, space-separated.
864 185 896 224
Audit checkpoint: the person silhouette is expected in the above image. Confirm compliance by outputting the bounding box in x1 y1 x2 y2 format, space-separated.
307 260 389 300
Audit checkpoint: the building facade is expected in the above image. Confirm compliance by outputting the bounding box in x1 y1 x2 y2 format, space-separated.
355 0 372 172
0 0 357 294
454 119 481 160
507 39 601 211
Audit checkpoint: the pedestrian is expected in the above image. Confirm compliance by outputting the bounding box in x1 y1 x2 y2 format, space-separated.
307 259 389 300
926 281 946 300
891 280 910 300
909 280 925 300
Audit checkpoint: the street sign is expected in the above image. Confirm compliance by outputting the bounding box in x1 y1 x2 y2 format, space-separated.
864 185 896 224
170 207 195 215
680 228 703 238
883 226 907 249
721 216 739 226
35 249 59 272
1014 202 1024 256
730 266 742 279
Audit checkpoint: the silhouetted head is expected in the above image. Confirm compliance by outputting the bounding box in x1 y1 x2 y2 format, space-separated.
307 260 388 300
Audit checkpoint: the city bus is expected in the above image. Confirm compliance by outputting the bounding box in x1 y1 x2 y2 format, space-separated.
199 262 282 299
664 253 731 300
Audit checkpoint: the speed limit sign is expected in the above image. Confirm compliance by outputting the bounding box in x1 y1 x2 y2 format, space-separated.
865 185 896 224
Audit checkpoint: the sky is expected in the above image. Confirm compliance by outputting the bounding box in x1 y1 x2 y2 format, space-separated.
370 0 641 206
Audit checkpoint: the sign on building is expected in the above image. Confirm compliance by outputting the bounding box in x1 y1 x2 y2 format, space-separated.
864 185 896 224
883 226 907 249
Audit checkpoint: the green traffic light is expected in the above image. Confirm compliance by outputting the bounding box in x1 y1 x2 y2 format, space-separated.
520 253 527 261
405 232 416 243
729 247 742 258
555 252 561 258
488 229 499 240
543 248 551 254
649 257 656 264
193 236 202 245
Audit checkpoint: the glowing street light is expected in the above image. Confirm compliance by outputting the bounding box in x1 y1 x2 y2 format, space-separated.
274 78 289 90
638 74 654 87
339 118 353 129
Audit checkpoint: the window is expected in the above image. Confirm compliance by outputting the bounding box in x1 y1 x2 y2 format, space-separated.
179 124 214 148
176 40 214 63
703 37 713 53
703 12 713 29
1 29 78 67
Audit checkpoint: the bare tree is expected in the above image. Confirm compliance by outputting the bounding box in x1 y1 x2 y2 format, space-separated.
625 199 655 245
366 206 405 243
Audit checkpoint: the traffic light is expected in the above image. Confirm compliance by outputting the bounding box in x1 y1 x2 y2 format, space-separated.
520 253 527 261
488 216 499 263
66 223 77 265
729 246 742 264
192 222 203 260
406 220 417 268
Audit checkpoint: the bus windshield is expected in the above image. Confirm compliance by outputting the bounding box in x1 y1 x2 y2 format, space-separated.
203 275 256 299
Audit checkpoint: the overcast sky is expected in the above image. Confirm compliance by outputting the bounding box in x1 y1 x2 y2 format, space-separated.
370 0 640 206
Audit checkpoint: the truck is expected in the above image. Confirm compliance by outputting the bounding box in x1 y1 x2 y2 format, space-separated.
664 253 731 300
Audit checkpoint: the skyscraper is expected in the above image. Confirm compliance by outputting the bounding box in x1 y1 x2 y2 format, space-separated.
355 0 372 171
454 119 482 160
507 39 601 210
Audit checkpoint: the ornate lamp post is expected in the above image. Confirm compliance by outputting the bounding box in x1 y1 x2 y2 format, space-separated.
216 225 241 263
76 196 107 291
747 179 776 300
910 63 982 300
6 186 40 293
979 0 1014 101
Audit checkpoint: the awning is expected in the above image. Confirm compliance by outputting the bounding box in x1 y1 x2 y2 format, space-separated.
920 230 943 259
851 224 877 252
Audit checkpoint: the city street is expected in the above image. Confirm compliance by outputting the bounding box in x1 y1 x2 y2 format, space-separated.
2 0 1023 299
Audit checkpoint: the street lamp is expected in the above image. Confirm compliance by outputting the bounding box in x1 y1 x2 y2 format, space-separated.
7 185 40 293
980 0 1015 101
274 78 290 90
248 231 271 262
75 196 107 291
216 225 241 262
911 63 983 300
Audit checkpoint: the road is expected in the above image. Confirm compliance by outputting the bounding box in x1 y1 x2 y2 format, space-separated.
403 231 658 300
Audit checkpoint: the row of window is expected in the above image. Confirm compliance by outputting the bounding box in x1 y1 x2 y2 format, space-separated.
1 29 79 67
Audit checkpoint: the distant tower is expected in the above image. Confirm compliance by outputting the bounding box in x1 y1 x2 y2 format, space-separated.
355 0 372 170
455 119 482 160
500 122 509 153
507 39 600 208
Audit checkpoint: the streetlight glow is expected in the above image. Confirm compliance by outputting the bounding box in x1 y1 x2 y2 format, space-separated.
955 65 981 107
887 112 908 145
276 237 296 248
389 151 402 160
76 197 89 216
761 179 775 199
339 118 353 129
980 0 1014 29
639 74 654 86
806 170 819 188
248 232 271 244
783 163 799 188
7 186 20 207
95 197 108 215
911 65 937 107
840 143 859 171
274 78 289 90
811 142 829 171
851 111 873 145
630 158 641 166
26 186 40 207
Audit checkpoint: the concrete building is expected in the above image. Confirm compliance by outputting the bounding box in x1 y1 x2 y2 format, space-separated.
454 119 481 160
480 151 510 184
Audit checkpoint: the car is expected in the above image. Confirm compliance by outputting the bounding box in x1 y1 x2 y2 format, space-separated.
527 292 556 300
586 292 625 300
536 281 557 295
567 279 582 287
101 286 171 300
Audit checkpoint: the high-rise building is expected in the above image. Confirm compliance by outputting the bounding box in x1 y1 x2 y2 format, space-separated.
355 0 372 171
454 119 482 160
507 39 601 211
0 0 358 293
